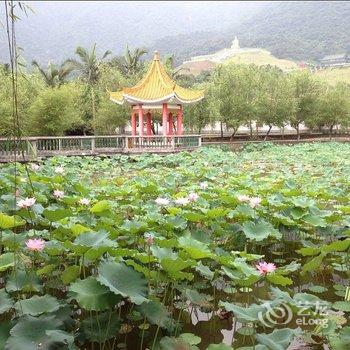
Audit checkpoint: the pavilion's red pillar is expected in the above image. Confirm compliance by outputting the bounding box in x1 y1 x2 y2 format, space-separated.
138 104 144 136
146 112 152 136
176 106 183 135
168 112 174 135
162 103 168 136
131 112 137 136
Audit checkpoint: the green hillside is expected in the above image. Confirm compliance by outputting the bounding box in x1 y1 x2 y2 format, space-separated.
225 50 298 71
315 66 350 85
152 1 350 64
181 49 299 76
235 1 350 61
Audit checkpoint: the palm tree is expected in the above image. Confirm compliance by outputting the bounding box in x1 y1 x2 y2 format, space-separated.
123 45 148 76
163 54 190 80
65 44 111 128
32 60 73 87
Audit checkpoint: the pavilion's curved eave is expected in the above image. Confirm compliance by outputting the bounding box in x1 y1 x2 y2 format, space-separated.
118 92 204 106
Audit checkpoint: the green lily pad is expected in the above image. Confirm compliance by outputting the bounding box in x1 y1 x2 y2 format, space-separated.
308 285 327 294
333 301 350 312
97 261 148 305
0 253 15 272
43 208 73 222
178 235 212 259
255 328 300 350
91 200 110 213
14 295 61 316
81 311 121 342
266 273 293 286
61 265 80 284
138 300 171 327
242 221 281 242
70 276 121 311
0 289 13 314
5 315 63 350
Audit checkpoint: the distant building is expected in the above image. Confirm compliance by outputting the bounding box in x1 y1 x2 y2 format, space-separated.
183 36 262 65
319 53 348 67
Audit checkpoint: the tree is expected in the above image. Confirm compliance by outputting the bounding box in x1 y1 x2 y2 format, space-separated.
256 67 295 140
31 60 73 87
65 44 111 133
163 55 190 79
184 83 211 133
109 45 148 77
209 64 260 139
123 45 148 76
28 84 83 136
289 70 321 140
93 99 129 135
308 82 350 139
0 66 44 137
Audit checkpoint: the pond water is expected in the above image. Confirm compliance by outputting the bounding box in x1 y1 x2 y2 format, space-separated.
120 240 348 350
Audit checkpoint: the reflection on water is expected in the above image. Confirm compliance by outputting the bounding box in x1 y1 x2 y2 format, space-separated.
107 241 348 349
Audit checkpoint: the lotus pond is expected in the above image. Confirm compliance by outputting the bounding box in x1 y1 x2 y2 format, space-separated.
0 142 349 350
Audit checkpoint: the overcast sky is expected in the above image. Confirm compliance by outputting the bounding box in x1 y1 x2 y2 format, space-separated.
0 1 270 63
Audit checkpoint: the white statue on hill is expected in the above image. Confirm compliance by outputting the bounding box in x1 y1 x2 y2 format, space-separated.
231 36 240 51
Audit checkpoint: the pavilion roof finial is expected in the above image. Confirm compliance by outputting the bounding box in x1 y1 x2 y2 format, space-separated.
153 51 160 61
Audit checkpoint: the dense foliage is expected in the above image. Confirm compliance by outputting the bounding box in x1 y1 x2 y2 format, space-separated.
0 143 349 349
1 58 350 138
203 65 350 138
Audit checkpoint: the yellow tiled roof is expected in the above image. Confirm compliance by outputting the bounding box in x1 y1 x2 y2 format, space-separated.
110 52 204 105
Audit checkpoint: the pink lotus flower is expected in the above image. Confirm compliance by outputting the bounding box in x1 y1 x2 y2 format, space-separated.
237 194 250 202
155 197 170 206
188 192 199 202
256 261 276 275
249 197 262 208
54 166 65 174
17 197 36 209
174 197 190 206
145 234 154 246
30 163 40 171
25 238 45 252
200 182 208 190
53 189 64 199
79 198 90 206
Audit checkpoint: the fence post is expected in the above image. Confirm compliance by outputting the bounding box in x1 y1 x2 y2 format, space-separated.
171 136 175 150
198 136 202 147
28 139 38 161
91 137 95 154
58 138 62 153
124 136 129 153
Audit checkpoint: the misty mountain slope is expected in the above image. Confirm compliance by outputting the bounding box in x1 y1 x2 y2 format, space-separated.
0 1 264 64
1 1 348 65
235 1 350 60
151 1 350 63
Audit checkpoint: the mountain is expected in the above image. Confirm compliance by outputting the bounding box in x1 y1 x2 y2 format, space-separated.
0 1 265 64
1 1 349 67
150 1 350 64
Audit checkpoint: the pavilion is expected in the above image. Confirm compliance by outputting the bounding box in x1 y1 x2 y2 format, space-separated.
109 51 204 137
